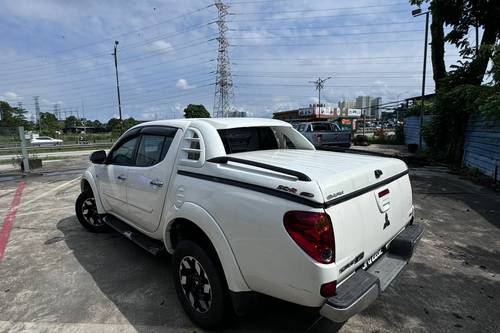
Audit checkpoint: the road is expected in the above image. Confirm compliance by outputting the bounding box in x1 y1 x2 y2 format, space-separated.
0 164 498 332
0 149 96 161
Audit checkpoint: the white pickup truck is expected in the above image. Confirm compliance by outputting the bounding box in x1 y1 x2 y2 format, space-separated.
76 118 423 329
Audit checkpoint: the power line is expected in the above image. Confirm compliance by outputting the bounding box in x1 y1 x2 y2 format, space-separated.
233 2 408 15
232 55 459 61
0 35 216 77
233 39 422 47
229 9 412 22
235 83 433 88
229 20 421 32
229 29 423 39
0 4 216 66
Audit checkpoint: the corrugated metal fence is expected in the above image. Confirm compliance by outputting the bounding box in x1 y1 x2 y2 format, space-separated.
404 115 434 149
463 116 500 181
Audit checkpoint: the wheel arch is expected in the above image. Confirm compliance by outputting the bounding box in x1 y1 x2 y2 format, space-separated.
164 202 250 292
81 170 105 214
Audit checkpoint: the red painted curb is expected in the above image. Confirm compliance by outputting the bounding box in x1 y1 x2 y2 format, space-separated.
0 180 27 261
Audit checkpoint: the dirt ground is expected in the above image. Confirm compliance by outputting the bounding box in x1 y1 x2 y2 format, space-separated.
0 160 499 332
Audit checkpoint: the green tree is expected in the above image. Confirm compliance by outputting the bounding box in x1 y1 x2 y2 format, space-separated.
106 118 121 132
64 115 79 129
39 112 62 135
91 120 103 129
0 101 29 128
183 104 210 118
409 0 500 164
123 117 140 130
106 117 141 137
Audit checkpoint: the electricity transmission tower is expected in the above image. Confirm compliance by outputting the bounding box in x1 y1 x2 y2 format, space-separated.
309 76 332 106
213 0 235 118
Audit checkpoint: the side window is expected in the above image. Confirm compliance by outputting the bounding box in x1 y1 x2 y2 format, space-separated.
108 136 139 166
136 135 166 167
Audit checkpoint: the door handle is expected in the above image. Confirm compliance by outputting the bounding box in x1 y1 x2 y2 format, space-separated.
117 175 127 181
150 179 164 187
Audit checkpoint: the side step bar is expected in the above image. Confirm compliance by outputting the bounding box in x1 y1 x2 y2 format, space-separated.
103 215 166 256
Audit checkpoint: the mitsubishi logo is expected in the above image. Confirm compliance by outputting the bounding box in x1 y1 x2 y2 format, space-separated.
375 169 383 179
383 213 391 229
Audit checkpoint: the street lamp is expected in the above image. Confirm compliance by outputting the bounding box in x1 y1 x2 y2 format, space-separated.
412 7 430 150
112 40 123 134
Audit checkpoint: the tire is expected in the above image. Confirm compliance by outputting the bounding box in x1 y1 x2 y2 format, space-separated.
75 190 110 233
173 240 229 330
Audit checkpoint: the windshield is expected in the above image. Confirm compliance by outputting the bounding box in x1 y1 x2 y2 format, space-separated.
218 126 314 154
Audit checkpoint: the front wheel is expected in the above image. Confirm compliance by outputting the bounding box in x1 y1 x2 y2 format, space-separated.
172 240 230 330
75 190 109 233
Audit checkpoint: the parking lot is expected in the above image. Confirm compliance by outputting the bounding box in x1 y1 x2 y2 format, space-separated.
0 161 499 333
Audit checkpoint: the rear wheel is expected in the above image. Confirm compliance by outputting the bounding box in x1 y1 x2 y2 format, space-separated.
173 240 229 330
75 190 109 233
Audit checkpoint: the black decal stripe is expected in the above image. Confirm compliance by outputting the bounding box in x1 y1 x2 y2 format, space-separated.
177 168 409 209
207 156 311 181
177 170 323 208
324 169 409 208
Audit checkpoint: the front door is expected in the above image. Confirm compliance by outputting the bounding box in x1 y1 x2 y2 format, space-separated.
97 135 140 219
126 127 180 233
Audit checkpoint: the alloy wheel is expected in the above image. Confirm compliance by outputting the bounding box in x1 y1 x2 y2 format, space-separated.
179 255 213 313
81 197 103 227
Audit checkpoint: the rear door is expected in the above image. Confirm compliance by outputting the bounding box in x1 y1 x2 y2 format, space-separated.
125 126 181 233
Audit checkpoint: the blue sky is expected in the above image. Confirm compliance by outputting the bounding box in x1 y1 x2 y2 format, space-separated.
0 0 467 121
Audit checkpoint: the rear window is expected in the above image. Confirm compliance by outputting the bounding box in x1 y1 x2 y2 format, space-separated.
217 126 315 153
311 123 332 131
218 127 279 153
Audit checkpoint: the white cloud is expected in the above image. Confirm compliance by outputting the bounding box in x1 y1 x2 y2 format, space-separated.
1 91 22 102
176 79 194 90
145 40 174 54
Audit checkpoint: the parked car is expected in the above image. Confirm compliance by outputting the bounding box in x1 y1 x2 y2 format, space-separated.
295 121 352 148
30 136 63 146
76 118 422 329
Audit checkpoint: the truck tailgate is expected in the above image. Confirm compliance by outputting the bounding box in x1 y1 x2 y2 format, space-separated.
326 173 413 281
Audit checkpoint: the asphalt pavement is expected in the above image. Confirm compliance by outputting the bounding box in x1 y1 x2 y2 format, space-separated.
0 163 499 332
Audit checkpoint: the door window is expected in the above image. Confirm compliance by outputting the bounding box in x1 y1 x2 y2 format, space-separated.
136 135 169 167
108 136 139 165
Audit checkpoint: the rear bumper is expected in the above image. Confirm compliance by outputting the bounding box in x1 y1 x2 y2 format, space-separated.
320 224 424 323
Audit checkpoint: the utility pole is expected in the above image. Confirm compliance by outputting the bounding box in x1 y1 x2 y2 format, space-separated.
309 76 332 107
412 8 429 150
213 0 235 118
33 96 41 133
112 40 123 133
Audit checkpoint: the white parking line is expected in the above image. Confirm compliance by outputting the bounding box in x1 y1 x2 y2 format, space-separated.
18 177 80 209
0 321 173 333
14 206 74 217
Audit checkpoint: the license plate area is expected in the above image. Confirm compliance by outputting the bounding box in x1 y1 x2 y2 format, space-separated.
361 247 386 270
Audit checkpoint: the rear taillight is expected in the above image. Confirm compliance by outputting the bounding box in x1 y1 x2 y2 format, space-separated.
283 211 335 264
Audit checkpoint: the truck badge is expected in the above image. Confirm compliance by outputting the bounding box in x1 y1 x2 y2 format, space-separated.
383 213 390 229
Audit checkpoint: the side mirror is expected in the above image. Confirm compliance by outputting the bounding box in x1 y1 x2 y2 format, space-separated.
90 150 107 164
